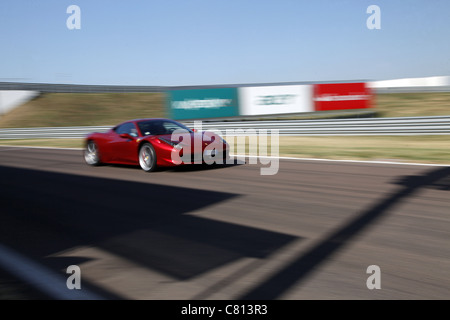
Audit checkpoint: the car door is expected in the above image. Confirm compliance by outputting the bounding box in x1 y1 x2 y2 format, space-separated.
110 122 140 163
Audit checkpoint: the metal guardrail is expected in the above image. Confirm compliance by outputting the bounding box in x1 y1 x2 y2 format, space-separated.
1 116 450 139
186 116 450 136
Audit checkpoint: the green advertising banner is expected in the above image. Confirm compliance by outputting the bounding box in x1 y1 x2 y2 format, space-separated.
168 88 239 120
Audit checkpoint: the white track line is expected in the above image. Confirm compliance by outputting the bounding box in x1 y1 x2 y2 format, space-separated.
237 155 450 167
0 145 82 151
0 244 104 300
1 145 448 167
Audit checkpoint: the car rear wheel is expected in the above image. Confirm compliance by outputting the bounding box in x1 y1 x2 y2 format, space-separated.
84 140 101 166
139 143 157 172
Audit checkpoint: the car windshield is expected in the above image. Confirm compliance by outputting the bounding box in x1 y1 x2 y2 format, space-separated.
137 119 193 136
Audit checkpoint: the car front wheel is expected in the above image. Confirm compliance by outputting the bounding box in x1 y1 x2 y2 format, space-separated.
84 140 101 166
139 143 157 172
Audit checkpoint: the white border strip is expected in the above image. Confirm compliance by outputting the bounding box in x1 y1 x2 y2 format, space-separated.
232 154 450 167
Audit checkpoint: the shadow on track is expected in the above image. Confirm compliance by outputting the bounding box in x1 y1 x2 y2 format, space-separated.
0 165 296 298
238 166 450 299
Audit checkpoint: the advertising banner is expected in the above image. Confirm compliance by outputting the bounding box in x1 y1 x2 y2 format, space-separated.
313 83 372 111
239 85 313 116
168 88 239 120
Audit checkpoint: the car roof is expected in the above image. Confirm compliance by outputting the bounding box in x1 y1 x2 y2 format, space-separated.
129 118 175 123
112 118 176 128
116 118 174 125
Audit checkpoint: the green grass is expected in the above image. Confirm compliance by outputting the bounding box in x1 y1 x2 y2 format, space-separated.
375 92 450 118
0 92 166 128
276 135 450 164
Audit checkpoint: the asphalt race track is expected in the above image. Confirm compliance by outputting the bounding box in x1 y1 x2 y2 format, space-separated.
0 146 449 300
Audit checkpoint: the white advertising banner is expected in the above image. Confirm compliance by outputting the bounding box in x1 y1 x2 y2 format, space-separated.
238 85 313 116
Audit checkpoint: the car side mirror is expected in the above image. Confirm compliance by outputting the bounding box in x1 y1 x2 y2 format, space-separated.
119 133 134 140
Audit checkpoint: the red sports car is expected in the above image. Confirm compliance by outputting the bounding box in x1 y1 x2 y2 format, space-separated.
84 118 230 172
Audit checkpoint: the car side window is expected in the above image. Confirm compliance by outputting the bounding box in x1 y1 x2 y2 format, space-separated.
138 121 164 136
115 123 138 137
162 121 180 133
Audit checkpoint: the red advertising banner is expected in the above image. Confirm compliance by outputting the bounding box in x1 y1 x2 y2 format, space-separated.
313 82 372 111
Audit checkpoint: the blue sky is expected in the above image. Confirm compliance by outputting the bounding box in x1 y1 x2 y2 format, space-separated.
1 0 449 86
